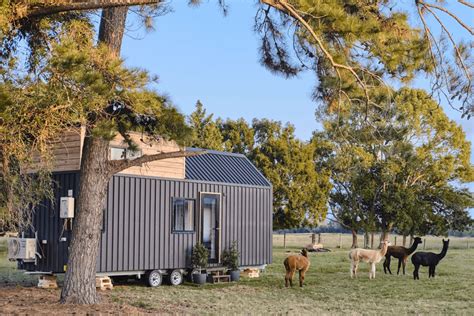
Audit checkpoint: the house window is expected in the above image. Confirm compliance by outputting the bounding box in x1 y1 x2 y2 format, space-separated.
110 147 142 160
172 198 195 232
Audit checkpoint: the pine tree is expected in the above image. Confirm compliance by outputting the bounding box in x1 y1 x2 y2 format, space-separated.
188 100 223 150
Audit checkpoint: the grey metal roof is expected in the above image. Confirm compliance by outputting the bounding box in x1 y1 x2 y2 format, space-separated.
185 148 272 187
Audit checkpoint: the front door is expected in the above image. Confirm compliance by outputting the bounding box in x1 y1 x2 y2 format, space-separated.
200 193 220 263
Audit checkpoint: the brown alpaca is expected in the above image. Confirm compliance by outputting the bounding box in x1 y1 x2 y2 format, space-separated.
284 248 310 287
383 237 422 275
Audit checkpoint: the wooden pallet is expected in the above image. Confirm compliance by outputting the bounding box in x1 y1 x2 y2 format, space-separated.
241 269 260 278
96 276 113 291
38 275 58 289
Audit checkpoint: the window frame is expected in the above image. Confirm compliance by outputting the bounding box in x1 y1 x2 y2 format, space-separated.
109 146 143 161
171 197 196 233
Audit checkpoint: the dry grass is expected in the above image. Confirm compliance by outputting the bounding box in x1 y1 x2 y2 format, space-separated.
1 235 473 314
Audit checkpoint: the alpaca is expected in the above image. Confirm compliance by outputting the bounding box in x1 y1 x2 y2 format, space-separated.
411 239 449 280
284 248 310 287
349 240 390 279
383 237 422 275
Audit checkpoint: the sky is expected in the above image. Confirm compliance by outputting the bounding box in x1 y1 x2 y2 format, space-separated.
118 1 473 216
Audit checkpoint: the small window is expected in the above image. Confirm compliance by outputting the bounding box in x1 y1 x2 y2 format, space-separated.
173 198 195 232
110 147 142 160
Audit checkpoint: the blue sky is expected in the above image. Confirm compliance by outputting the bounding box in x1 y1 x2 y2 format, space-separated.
118 1 473 215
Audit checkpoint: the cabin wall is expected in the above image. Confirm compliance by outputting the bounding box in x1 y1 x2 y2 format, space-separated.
28 129 185 180
110 133 185 179
27 128 85 173
26 172 272 274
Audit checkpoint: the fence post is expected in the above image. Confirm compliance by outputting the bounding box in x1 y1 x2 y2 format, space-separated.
394 236 397 246
423 238 426 250
339 233 343 249
318 233 321 244
284 233 286 249
311 233 316 245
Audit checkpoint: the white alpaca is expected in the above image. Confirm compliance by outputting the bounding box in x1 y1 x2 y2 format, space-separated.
349 240 391 279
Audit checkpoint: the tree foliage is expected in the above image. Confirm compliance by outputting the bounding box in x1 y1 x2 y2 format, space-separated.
188 100 223 150
0 19 192 230
318 87 473 237
188 103 331 229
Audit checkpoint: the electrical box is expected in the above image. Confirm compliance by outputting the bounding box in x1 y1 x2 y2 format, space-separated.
60 196 75 218
8 238 36 261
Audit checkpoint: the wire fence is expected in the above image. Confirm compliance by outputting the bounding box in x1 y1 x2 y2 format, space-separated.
273 233 472 250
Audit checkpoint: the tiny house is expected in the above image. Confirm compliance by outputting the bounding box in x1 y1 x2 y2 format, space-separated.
10 129 273 286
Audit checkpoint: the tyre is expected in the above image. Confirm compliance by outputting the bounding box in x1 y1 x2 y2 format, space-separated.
168 269 183 286
146 270 162 287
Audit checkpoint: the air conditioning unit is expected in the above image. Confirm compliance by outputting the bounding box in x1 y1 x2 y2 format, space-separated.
8 238 36 261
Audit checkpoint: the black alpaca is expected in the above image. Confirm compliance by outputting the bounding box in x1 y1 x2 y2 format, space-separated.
411 239 449 280
383 237 422 275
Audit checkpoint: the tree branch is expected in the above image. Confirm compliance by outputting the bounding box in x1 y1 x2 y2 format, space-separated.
260 0 371 106
457 0 474 9
107 149 206 176
18 0 162 20
418 0 473 35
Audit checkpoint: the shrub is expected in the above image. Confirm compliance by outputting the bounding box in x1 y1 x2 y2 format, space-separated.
191 243 208 273
222 241 239 271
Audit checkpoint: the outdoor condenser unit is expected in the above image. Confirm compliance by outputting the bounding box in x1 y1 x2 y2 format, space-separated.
7 238 36 261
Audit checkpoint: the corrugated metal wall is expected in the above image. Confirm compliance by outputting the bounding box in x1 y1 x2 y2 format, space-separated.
29 172 273 273
31 172 79 273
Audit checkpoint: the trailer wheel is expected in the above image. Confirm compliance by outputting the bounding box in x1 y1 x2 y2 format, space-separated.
168 269 183 286
146 270 162 287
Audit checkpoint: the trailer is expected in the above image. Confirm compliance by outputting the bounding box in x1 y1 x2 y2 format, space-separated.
9 130 273 286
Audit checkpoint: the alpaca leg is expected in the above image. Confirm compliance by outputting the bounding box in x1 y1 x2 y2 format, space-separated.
402 258 407 275
351 261 358 278
352 261 359 278
397 259 402 275
371 263 376 279
413 264 419 280
289 270 295 287
384 256 391 274
285 271 289 287
299 270 305 287
432 266 436 278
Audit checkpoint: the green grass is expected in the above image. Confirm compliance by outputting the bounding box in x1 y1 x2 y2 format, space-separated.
1 235 473 314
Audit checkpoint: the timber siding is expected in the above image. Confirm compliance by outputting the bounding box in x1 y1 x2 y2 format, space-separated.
29 171 272 274
28 129 185 179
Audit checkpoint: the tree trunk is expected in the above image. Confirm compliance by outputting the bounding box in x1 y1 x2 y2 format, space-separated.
98 7 128 56
370 232 374 249
380 230 390 243
351 229 358 248
60 7 127 304
2 155 15 231
60 136 110 304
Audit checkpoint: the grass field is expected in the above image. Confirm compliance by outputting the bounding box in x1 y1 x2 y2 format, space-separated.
1 234 473 314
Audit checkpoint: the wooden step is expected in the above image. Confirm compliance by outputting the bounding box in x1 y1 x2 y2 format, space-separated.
211 274 230 283
96 276 113 291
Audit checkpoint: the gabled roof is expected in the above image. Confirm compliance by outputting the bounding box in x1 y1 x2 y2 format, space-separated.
185 148 271 187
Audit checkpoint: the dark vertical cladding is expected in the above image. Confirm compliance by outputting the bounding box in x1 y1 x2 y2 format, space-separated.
28 172 272 274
